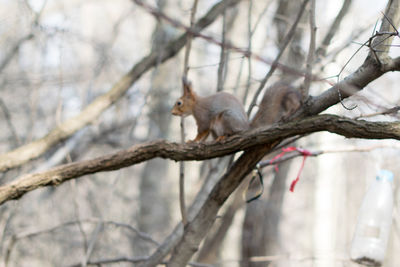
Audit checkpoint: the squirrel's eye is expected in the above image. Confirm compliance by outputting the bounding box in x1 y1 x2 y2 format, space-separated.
177 100 182 106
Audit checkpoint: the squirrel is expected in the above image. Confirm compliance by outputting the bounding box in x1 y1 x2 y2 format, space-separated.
171 80 301 142
171 78 249 142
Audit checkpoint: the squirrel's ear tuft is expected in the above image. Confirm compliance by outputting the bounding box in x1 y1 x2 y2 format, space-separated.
182 76 193 95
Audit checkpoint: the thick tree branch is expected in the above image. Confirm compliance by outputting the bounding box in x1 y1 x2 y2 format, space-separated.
0 114 399 205
301 0 400 117
167 143 275 267
0 0 241 173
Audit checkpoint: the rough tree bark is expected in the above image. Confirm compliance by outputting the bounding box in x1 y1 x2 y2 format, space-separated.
0 115 400 205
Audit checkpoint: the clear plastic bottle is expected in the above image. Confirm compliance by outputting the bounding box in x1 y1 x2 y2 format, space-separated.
350 169 394 266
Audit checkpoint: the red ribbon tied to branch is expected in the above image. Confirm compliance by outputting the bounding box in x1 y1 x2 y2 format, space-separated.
270 147 312 192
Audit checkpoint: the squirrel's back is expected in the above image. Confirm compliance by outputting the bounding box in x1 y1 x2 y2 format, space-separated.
197 92 247 121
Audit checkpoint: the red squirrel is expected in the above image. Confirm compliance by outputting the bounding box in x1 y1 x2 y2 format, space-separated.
171 78 249 142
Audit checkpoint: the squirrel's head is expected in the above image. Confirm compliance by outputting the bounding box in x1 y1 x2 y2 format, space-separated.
171 78 196 117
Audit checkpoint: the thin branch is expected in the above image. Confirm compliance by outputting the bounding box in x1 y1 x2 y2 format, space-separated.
302 0 316 99
1 115 400 206
71 180 89 257
69 257 212 267
242 0 253 104
0 0 46 73
217 2 228 92
316 22 374 73
0 0 241 172
182 0 199 78
0 33 34 74
315 0 352 58
356 105 400 119
4 219 159 264
0 98 21 147
247 0 310 116
69 256 149 267
81 222 103 267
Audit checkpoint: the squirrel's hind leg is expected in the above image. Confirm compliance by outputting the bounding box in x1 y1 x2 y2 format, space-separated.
210 113 226 140
190 129 210 143
212 110 249 137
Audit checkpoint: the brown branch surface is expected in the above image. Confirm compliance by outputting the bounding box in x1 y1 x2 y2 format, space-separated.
0 0 240 173
0 114 399 205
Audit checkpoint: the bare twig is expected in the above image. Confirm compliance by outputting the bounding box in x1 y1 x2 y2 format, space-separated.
182 0 199 78
0 34 34 74
216 1 229 92
71 180 89 257
0 98 21 147
81 222 103 267
316 22 374 73
356 106 400 119
315 0 352 58
302 0 316 99
4 219 159 264
242 0 253 104
69 256 149 267
0 0 47 73
69 257 213 267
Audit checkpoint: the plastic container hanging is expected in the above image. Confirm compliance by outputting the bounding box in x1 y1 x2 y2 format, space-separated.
350 169 394 266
